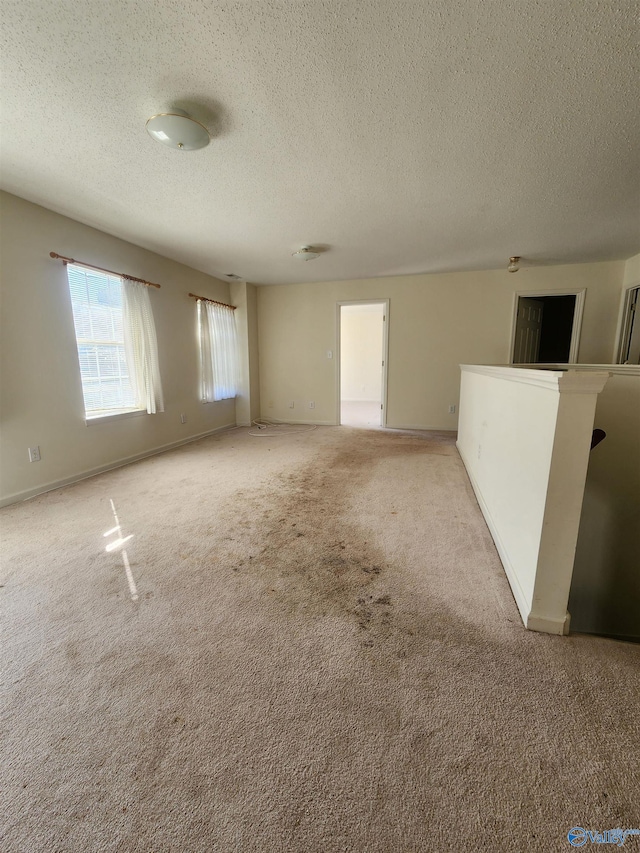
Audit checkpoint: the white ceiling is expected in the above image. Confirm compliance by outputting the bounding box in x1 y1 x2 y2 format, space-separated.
1 1 639 285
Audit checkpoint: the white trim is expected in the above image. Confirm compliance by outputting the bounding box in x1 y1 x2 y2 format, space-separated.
461 363 564 389
569 363 640 375
557 371 611 394
459 364 610 394
385 424 457 433
86 408 147 425
336 299 389 428
613 280 640 363
0 423 237 508
481 362 640 377
527 611 571 635
264 418 334 426
508 288 586 365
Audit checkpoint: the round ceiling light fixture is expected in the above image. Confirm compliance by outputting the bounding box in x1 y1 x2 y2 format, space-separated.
146 109 210 151
507 256 521 273
292 246 321 261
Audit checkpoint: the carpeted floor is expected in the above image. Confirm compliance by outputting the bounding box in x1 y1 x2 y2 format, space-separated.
1 426 638 852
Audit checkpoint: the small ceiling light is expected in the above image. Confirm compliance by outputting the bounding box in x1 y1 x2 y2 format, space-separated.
146 109 210 151
507 256 521 273
292 246 321 261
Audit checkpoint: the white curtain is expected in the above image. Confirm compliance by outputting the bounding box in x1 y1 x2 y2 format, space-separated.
121 278 164 413
199 300 238 402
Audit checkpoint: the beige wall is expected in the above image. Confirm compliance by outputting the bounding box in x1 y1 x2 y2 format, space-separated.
230 280 261 426
230 281 251 426
622 251 640 288
0 192 236 505
257 261 625 429
246 282 261 424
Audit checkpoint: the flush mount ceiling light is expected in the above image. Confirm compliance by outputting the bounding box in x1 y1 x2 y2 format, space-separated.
507 256 521 273
292 246 321 261
146 109 210 151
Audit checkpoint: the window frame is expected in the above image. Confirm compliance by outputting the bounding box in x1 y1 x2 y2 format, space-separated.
65 263 145 421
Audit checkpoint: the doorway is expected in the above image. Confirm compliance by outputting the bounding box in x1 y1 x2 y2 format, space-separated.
511 290 585 364
615 284 640 364
338 301 388 427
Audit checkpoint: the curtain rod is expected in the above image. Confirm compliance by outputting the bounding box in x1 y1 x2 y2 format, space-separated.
49 252 161 288
188 292 236 310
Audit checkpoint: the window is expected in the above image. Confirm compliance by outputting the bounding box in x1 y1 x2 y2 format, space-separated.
66 264 164 418
197 299 239 402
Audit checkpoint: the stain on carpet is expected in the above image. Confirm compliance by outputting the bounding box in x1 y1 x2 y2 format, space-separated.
212 430 456 648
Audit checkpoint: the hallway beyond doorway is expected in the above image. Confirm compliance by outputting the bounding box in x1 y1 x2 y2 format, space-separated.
340 399 382 428
339 301 387 428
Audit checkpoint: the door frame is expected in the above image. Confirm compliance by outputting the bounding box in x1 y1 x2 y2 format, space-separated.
613 280 640 363
335 299 390 427
509 288 586 364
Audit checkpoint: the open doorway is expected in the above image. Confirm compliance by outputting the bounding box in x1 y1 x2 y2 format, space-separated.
511 290 585 364
338 301 387 427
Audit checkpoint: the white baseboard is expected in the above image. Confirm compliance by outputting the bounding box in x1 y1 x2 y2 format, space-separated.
0 423 237 508
527 611 571 636
258 418 335 426
456 441 569 636
388 424 457 432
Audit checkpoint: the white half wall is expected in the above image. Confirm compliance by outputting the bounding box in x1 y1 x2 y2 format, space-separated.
457 364 609 634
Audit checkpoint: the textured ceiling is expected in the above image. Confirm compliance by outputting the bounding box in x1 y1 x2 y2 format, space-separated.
1 0 639 285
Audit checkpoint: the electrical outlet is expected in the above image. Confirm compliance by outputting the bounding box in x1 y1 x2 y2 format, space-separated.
477 444 482 459
180 413 187 424
289 400 295 409
326 350 333 359
308 401 315 409
449 404 456 414
28 446 41 462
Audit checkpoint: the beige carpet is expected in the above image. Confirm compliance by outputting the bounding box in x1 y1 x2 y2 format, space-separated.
1 426 638 852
